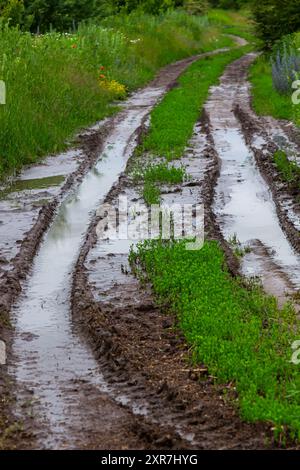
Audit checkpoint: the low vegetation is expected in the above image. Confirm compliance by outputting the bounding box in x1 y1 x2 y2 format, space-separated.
249 57 296 122
274 150 300 187
130 239 300 442
0 11 233 178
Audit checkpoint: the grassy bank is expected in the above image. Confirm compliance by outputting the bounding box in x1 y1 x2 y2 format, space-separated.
207 8 258 44
130 239 300 442
0 11 233 179
249 56 297 122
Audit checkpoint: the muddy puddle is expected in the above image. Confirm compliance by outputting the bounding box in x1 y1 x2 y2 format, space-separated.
205 54 300 300
0 150 84 269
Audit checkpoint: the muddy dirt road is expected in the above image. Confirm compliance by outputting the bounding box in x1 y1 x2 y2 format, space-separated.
1 45 300 450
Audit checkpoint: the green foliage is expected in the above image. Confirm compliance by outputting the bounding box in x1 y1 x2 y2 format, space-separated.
249 56 297 122
135 162 187 205
0 11 225 178
143 162 187 184
112 0 185 15
142 180 161 205
130 239 300 440
274 150 300 187
184 0 209 15
0 0 189 31
209 0 249 9
252 0 300 48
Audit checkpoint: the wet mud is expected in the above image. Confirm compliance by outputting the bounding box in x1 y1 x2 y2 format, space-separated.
2 44 299 450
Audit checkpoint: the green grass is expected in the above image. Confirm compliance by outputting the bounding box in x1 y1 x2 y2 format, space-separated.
249 56 296 122
141 45 253 160
143 162 187 185
207 8 259 45
142 180 161 206
274 150 300 186
133 161 187 205
130 239 300 442
0 11 233 180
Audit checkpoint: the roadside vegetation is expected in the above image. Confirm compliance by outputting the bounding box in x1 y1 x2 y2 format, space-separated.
249 1 300 128
0 10 235 179
250 33 300 126
274 150 300 188
130 239 300 442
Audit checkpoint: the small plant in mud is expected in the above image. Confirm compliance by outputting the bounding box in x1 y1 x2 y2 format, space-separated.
228 233 251 258
274 150 300 188
133 161 188 206
142 180 161 206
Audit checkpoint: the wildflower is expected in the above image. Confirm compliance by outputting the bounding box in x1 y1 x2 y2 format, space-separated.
100 66 105 71
99 78 126 99
71 44 77 49
99 74 106 80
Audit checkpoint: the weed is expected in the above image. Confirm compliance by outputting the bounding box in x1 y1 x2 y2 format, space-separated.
274 150 300 186
142 180 160 206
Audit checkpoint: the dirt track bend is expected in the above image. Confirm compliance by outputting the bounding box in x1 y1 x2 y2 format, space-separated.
1 45 299 449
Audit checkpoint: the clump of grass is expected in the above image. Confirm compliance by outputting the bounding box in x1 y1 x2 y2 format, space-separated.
144 162 187 184
228 233 251 258
135 162 187 205
130 238 300 442
141 45 252 159
142 180 161 206
274 150 300 186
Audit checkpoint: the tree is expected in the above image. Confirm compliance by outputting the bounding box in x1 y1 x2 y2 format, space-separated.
252 0 300 48
0 0 25 26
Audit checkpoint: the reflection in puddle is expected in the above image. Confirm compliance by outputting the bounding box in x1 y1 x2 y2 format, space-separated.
0 175 65 199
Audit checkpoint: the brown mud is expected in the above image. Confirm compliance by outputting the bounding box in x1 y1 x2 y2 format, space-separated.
71 53 300 450
205 53 300 302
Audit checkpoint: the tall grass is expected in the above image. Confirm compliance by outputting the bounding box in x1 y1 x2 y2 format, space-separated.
0 11 232 178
